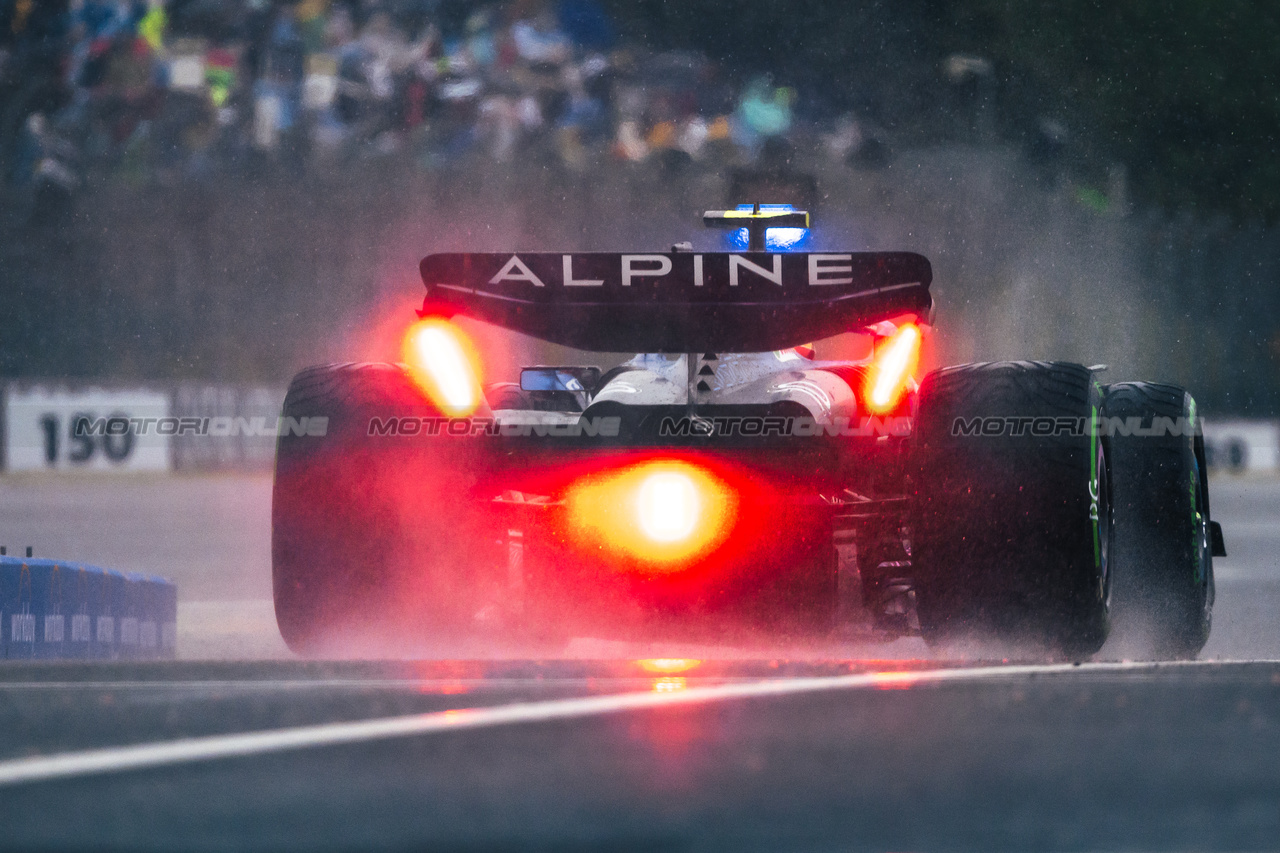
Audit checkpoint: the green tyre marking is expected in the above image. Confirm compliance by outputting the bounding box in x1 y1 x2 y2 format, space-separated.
1090 404 1101 570
1188 397 1201 584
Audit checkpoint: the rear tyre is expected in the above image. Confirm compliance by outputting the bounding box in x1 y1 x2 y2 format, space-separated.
1103 382 1213 659
911 361 1111 658
272 363 498 656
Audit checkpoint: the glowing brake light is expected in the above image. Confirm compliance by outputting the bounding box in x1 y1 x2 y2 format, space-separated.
565 460 737 569
638 471 700 542
402 318 483 417
864 323 921 414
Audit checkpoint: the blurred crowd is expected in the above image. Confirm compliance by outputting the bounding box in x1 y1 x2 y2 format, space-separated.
0 0 896 214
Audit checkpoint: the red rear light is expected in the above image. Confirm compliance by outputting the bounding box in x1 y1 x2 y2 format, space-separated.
864 322 921 414
402 318 483 416
564 460 738 570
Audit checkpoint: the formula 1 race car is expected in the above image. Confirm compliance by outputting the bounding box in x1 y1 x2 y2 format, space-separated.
272 206 1226 659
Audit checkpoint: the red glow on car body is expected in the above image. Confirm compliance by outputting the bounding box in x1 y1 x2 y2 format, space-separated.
402 317 484 417
864 323 921 414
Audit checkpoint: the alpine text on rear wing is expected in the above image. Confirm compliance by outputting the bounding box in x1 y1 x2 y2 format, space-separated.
419 252 932 353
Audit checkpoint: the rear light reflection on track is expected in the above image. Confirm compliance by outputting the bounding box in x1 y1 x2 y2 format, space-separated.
650 677 687 693
870 671 919 690
635 659 704 674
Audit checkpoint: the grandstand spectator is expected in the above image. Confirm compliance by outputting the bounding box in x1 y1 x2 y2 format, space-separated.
0 0 820 198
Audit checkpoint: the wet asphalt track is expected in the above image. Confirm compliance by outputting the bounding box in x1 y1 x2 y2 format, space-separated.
0 474 1277 850
2 659 1280 851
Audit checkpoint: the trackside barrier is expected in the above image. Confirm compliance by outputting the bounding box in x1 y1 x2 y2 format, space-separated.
29 561 62 660
0 557 176 660
1203 419 1280 475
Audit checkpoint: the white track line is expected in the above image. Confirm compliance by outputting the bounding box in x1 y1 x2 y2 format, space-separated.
0 661 1174 787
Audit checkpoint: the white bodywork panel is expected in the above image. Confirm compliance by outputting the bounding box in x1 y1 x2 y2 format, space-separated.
588 351 863 423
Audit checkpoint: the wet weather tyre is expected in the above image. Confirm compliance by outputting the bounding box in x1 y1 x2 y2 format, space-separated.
911 362 1112 657
272 363 494 656
1103 382 1213 659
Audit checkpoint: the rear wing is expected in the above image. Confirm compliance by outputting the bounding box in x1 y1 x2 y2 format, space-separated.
418 251 932 353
